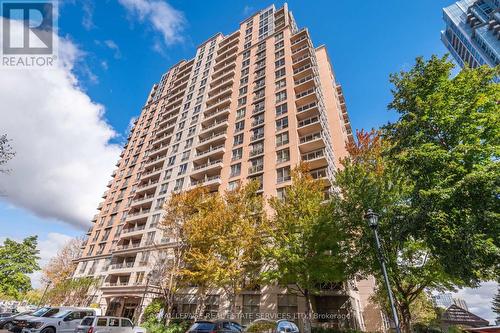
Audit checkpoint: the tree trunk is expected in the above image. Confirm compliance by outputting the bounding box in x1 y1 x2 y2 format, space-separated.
303 289 313 333
398 300 412 333
195 286 208 320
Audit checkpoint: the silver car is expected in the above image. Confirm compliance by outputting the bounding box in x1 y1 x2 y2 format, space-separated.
76 316 146 333
22 308 96 333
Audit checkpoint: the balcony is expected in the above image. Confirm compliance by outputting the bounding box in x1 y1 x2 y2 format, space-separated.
126 208 151 222
294 74 315 92
191 175 222 190
205 96 232 113
199 118 229 135
197 130 228 150
296 101 319 120
293 63 313 79
110 261 135 270
191 159 223 177
203 108 230 122
310 168 328 181
301 149 327 169
137 179 159 191
195 144 225 159
122 224 146 234
297 115 321 135
299 131 324 152
249 147 264 157
295 87 317 105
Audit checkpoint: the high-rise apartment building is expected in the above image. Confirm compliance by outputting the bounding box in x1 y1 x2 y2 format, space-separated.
73 4 385 331
441 0 500 68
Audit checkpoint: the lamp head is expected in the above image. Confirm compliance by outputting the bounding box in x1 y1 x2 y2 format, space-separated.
364 209 379 229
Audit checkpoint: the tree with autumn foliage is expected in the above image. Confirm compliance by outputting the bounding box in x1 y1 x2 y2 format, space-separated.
263 164 346 333
157 186 211 323
182 181 265 318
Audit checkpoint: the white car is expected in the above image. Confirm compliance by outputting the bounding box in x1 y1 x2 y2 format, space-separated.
22 307 97 333
76 316 146 333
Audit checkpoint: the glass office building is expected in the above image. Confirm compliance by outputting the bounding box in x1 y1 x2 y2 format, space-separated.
442 0 500 68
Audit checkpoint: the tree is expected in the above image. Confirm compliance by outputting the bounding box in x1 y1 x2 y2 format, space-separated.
385 56 499 283
45 277 98 306
0 236 40 299
41 238 83 305
182 181 265 318
263 165 345 333
330 130 463 333
0 134 15 174
42 238 83 285
157 186 211 323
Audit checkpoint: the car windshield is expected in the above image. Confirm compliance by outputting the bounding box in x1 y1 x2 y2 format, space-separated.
191 322 216 330
51 310 71 318
31 308 51 317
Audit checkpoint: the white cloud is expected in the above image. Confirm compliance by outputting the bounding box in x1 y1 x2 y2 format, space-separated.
103 39 122 59
0 18 121 230
451 282 498 324
118 0 185 46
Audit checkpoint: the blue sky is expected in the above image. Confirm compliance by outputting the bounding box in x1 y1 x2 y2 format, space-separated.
0 0 497 323
5 0 452 240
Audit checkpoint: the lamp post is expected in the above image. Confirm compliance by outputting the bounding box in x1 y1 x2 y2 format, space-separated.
137 272 153 324
364 209 401 333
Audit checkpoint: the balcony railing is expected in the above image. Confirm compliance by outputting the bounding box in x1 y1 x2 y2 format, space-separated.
248 164 264 174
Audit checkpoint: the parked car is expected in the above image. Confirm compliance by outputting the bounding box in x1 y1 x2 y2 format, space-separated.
21 308 97 333
75 316 147 333
186 320 243 333
244 319 299 333
0 312 32 330
10 307 61 333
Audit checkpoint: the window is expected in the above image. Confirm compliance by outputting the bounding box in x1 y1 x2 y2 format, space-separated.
171 144 179 154
276 132 289 146
243 50 251 58
178 121 185 130
239 86 248 96
241 68 249 77
275 32 284 41
174 178 184 191
242 59 250 68
275 40 284 49
234 133 244 146
238 97 247 107
175 132 182 142
275 68 286 79
275 58 285 68
230 163 241 177
276 117 288 130
167 156 176 166
97 318 107 326
228 180 239 191
276 91 287 103
275 49 285 59
164 169 172 180
121 319 133 327
178 163 187 175
232 148 243 161
277 166 291 183
277 148 290 163
159 183 168 194
276 103 288 116
109 318 119 327
251 126 264 141
277 187 287 200
236 108 246 120
235 120 245 132
181 150 190 161
185 138 193 148
242 295 260 325
240 76 249 85
191 114 199 124
188 126 196 137
275 79 286 90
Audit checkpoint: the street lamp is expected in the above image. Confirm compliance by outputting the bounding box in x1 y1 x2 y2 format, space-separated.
364 209 401 333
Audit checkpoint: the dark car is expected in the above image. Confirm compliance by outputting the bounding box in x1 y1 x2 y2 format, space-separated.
9 307 59 333
245 319 299 333
0 312 31 331
187 320 243 333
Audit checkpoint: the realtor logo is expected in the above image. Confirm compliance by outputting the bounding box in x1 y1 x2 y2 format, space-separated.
2 1 53 55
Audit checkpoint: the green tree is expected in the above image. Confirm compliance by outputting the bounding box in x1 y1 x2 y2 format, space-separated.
330 130 457 333
0 236 40 299
385 56 499 283
263 165 345 333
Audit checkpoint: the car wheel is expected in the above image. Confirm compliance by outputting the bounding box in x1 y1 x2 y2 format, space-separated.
41 328 55 333
4 322 14 330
